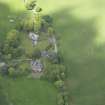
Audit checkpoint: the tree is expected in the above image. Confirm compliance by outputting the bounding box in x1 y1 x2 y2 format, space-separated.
48 27 54 36
42 15 53 26
12 47 25 58
26 0 36 10
18 63 30 75
32 48 41 60
54 80 64 89
6 54 12 61
44 63 60 82
43 62 66 82
59 65 66 80
20 13 35 31
57 93 65 105
0 43 4 61
19 1 42 32
8 67 15 77
34 13 42 32
6 29 20 48
0 63 8 76
2 29 24 61
33 5 42 32
41 15 53 32
26 0 42 32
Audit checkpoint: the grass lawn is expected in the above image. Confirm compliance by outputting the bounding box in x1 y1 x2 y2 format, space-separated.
1 0 105 105
38 0 105 105
3 78 57 105
0 0 25 40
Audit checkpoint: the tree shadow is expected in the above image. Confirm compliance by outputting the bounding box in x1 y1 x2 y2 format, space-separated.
0 2 24 105
52 8 105 105
52 8 96 61
0 2 23 41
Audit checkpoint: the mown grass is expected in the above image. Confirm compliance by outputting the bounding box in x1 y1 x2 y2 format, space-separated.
0 0 25 40
38 0 105 105
1 0 105 105
3 78 57 105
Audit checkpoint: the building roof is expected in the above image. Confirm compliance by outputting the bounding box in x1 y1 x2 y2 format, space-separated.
0 62 6 67
30 60 43 72
29 32 39 41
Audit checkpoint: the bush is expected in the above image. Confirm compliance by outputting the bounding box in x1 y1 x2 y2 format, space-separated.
32 48 41 60
6 54 12 60
41 16 53 32
54 80 64 89
18 63 30 75
1 64 8 76
35 7 42 12
6 29 20 48
48 52 60 64
12 47 25 58
2 29 25 61
57 93 65 105
48 27 54 36
42 15 53 25
43 62 66 82
26 0 36 10
18 12 42 32
57 91 69 105
44 63 59 82
19 13 35 32
0 52 4 61
8 67 16 77
34 14 42 32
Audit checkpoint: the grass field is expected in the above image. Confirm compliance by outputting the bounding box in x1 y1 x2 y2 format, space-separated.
1 0 105 105
39 0 105 105
2 78 57 105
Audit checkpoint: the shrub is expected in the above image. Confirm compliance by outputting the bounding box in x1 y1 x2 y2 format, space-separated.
48 27 54 36
26 0 36 10
57 93 65 105
18 12 42 32
6 29 20 48
18 63 30 75
41 15 53 32
48 52 60 64
35 7 42 12
19 13 35 32
8 67 15 77
42 15 53 25
12 47 25 58
34 14 42 32
54 80 64 89
1 64 8 76
43 62 66 82
32 48 41 60
6 54 12 60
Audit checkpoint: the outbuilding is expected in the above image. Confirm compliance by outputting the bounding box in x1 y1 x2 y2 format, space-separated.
29 32 39 46
30 60 43 73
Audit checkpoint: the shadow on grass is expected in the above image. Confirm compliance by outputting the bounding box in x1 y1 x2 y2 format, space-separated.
52 8 105 105
0 3 24 105
0 2 23 41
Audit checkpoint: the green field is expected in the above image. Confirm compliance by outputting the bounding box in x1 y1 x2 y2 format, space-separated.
1 0 105 105
2 78 57 105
